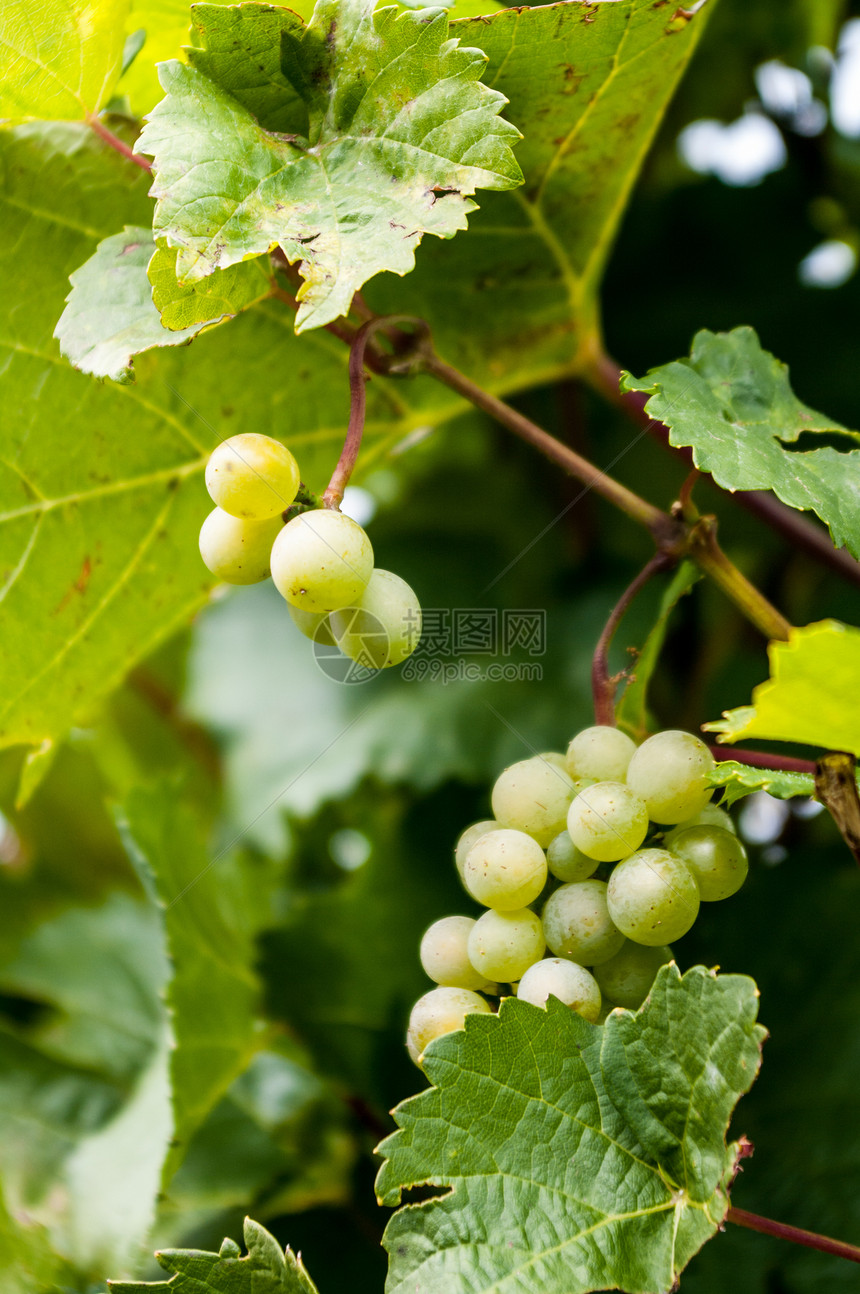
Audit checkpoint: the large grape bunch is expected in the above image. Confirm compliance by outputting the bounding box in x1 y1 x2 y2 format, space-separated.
407 726 748 1065
198 433 421 670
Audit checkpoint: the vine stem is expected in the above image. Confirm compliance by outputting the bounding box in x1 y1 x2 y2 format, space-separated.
584 351 860 591
592 552 675 724
86 114 152 172
420 352 677 545
686 516 791 641
710 746 816 775
727 1208 860 1264
322 316 427 507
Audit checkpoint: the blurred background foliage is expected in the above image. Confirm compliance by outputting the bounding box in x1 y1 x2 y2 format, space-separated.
3 0 860 1289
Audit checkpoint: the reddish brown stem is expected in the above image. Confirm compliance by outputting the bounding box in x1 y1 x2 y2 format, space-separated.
323 316 429 507
586 353 860 590
592 552 676 725
727 1208 860 1264
710 746 816 775
421 352 678 545
86 114 152 172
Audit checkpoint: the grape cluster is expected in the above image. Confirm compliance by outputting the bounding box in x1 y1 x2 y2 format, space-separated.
407 725 748 1066
198 434 422 669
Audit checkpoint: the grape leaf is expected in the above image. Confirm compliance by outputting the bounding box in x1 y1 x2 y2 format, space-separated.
377 965 765 1294
137 0 523 331
119 787 281 1187
708 760 818 808
705 621 860 757
116 0 504 117
368 0 716 385
149 245 271 331
54 227 206 382
620 327 860 559
54 226 273 381
108 1216 320 1293
0 0 130 121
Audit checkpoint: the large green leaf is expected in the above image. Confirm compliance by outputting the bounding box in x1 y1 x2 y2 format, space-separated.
706 621 860 756
377 965 764 1294
109 1217 320 1293
368 0 716 384
119 787 280 1186
116 0 503 118
137 0 523 331
0 0 130 121
621 328 860 559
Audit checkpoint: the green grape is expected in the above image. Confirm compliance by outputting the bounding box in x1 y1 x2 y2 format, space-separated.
593 941 673 1009
270 509 373 612
463 829 547 910
467 908 545 983
541 879 625 966
198 508 282 585
205 433 300 519
566 781 649 862
516 958 601 1021
607 848 700 945
665 803 736 843
625 730 715 824
538 751 568 771
406 986 492 1066
454 820 499 883
331 569 422 669
419 916 492 990
546 831 600 883
565 725 637 783
288 604 336 646
490 757 575 847
669 826 749 901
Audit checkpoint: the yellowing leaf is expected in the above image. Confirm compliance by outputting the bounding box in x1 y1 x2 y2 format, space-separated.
706 621 860 756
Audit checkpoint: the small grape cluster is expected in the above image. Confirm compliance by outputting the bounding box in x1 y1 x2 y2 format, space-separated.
407 725 748 1066
198 433 422 669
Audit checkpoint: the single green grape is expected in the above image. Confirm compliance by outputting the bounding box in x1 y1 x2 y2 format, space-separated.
205 433 300 519
538 751 568 771
607 848 700 945
516 958 601 1021
270 509 373 612
565 725 637 783
566 781 649 862
198 508 283 585
541 879 625 966
406 986 492 1066
467 908 545 983
546 831 600 883
331 568 422 669
491 757 575 847
625 730 715 824
593 941 673 1009
463 828 547 910
288 604 336 646
665 803 736 843
454 820 499 883
419 916 493 990
669 825 749 900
